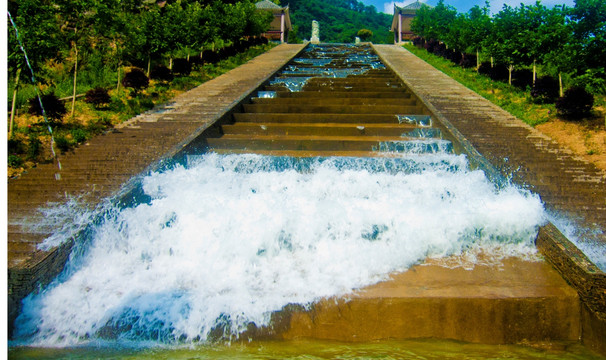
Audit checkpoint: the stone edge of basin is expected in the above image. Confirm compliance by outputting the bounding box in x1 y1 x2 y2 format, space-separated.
371 44 605 354
6 44 309 338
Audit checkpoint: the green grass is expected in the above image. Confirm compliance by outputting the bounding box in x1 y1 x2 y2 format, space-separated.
403 44 556 127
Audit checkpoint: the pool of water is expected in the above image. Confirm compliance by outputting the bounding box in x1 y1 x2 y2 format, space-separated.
9 338 602 359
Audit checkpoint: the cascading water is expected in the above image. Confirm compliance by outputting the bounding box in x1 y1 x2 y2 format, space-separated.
12 149 547 348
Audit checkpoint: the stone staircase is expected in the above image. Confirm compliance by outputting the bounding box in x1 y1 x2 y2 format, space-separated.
206 44 435 157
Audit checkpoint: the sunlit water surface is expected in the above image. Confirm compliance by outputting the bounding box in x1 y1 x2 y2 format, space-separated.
8 338 602 360
13 152 549 348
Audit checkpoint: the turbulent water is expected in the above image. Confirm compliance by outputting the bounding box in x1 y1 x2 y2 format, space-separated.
13 152 547 347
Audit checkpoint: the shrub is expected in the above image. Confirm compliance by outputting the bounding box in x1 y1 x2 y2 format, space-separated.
511 69 533 90
86 116 113 135
202 49 220 64
84 87 111 108
357 29 373 41
434 43 447 57
8 154 23 168
531 76 559 103
150 65 174 82
488 64 509 82
477 61 492 76
27 93 67 122
122 68 149 94
412 36 424 48
27 134 42 160
8 138 26 154
71 128 88 143
424 39 439 54
459 54 477 68
54 135 72 153
172 58 192 76
556 86 594 118
446 50 462 64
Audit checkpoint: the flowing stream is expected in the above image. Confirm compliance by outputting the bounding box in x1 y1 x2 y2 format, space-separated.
12 150 547 348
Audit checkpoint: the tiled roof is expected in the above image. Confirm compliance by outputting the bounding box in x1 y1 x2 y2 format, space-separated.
396 1 432 12
255 0 283 10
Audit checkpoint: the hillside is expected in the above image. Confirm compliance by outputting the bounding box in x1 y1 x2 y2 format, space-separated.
286 0 393 44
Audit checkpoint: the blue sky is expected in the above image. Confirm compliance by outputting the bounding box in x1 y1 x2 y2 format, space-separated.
359 0 577 14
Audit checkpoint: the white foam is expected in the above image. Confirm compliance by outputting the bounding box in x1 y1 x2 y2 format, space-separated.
14 153 546 347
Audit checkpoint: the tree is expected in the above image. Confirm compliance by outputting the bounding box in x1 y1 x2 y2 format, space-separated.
460 4 491 68
8 0 62 138
357 29 373 41
570 0 606 72
410 0 457 42
539 5 573 96
54 0 98 117
489 5 526 84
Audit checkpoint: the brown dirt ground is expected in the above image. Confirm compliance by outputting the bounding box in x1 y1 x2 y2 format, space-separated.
535 107 606 174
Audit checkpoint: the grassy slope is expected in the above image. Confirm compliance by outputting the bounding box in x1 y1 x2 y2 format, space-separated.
403 44 558 127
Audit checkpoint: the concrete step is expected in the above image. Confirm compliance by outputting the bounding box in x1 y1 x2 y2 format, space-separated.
233 113 414 124
251 97 417 106
221 123 418 137
209 149 407 158
264 85 407 92
242 104 423 114
207 134 418 152
267 257 581 344
272 91 411 99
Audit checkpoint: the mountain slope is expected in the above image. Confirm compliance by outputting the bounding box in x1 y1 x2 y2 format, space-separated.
286 0 393 44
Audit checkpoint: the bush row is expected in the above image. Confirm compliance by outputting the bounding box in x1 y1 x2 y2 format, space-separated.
412 37 594 119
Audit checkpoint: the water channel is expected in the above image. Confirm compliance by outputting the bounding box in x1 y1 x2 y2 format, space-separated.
8 44 604 358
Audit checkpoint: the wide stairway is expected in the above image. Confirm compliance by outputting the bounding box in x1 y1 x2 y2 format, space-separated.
202 44 584 347
206 44 439 157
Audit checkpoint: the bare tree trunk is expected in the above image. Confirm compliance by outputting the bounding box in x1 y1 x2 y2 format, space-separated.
476 49 480 69
508 65 513 85
9 67 22 139
71 42 78 118
490 56 493 68
533 59 537 85
117 61 122 93
559 72 563 97
147 54 151 76
169 56 173 70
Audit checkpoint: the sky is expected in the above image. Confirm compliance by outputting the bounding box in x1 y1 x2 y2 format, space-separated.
359 0 577 14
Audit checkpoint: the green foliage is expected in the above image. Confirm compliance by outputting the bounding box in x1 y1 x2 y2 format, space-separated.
288 0 392 43
122 68 149 94
27 93 67 122
71 129 88 144
27 134 42 160
409 0 605 95
54 135 72 153
357 29 373 41
86 116 113 135
556 86 595 118
85 87 111 108
8 155 24 168
404 44 555 127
